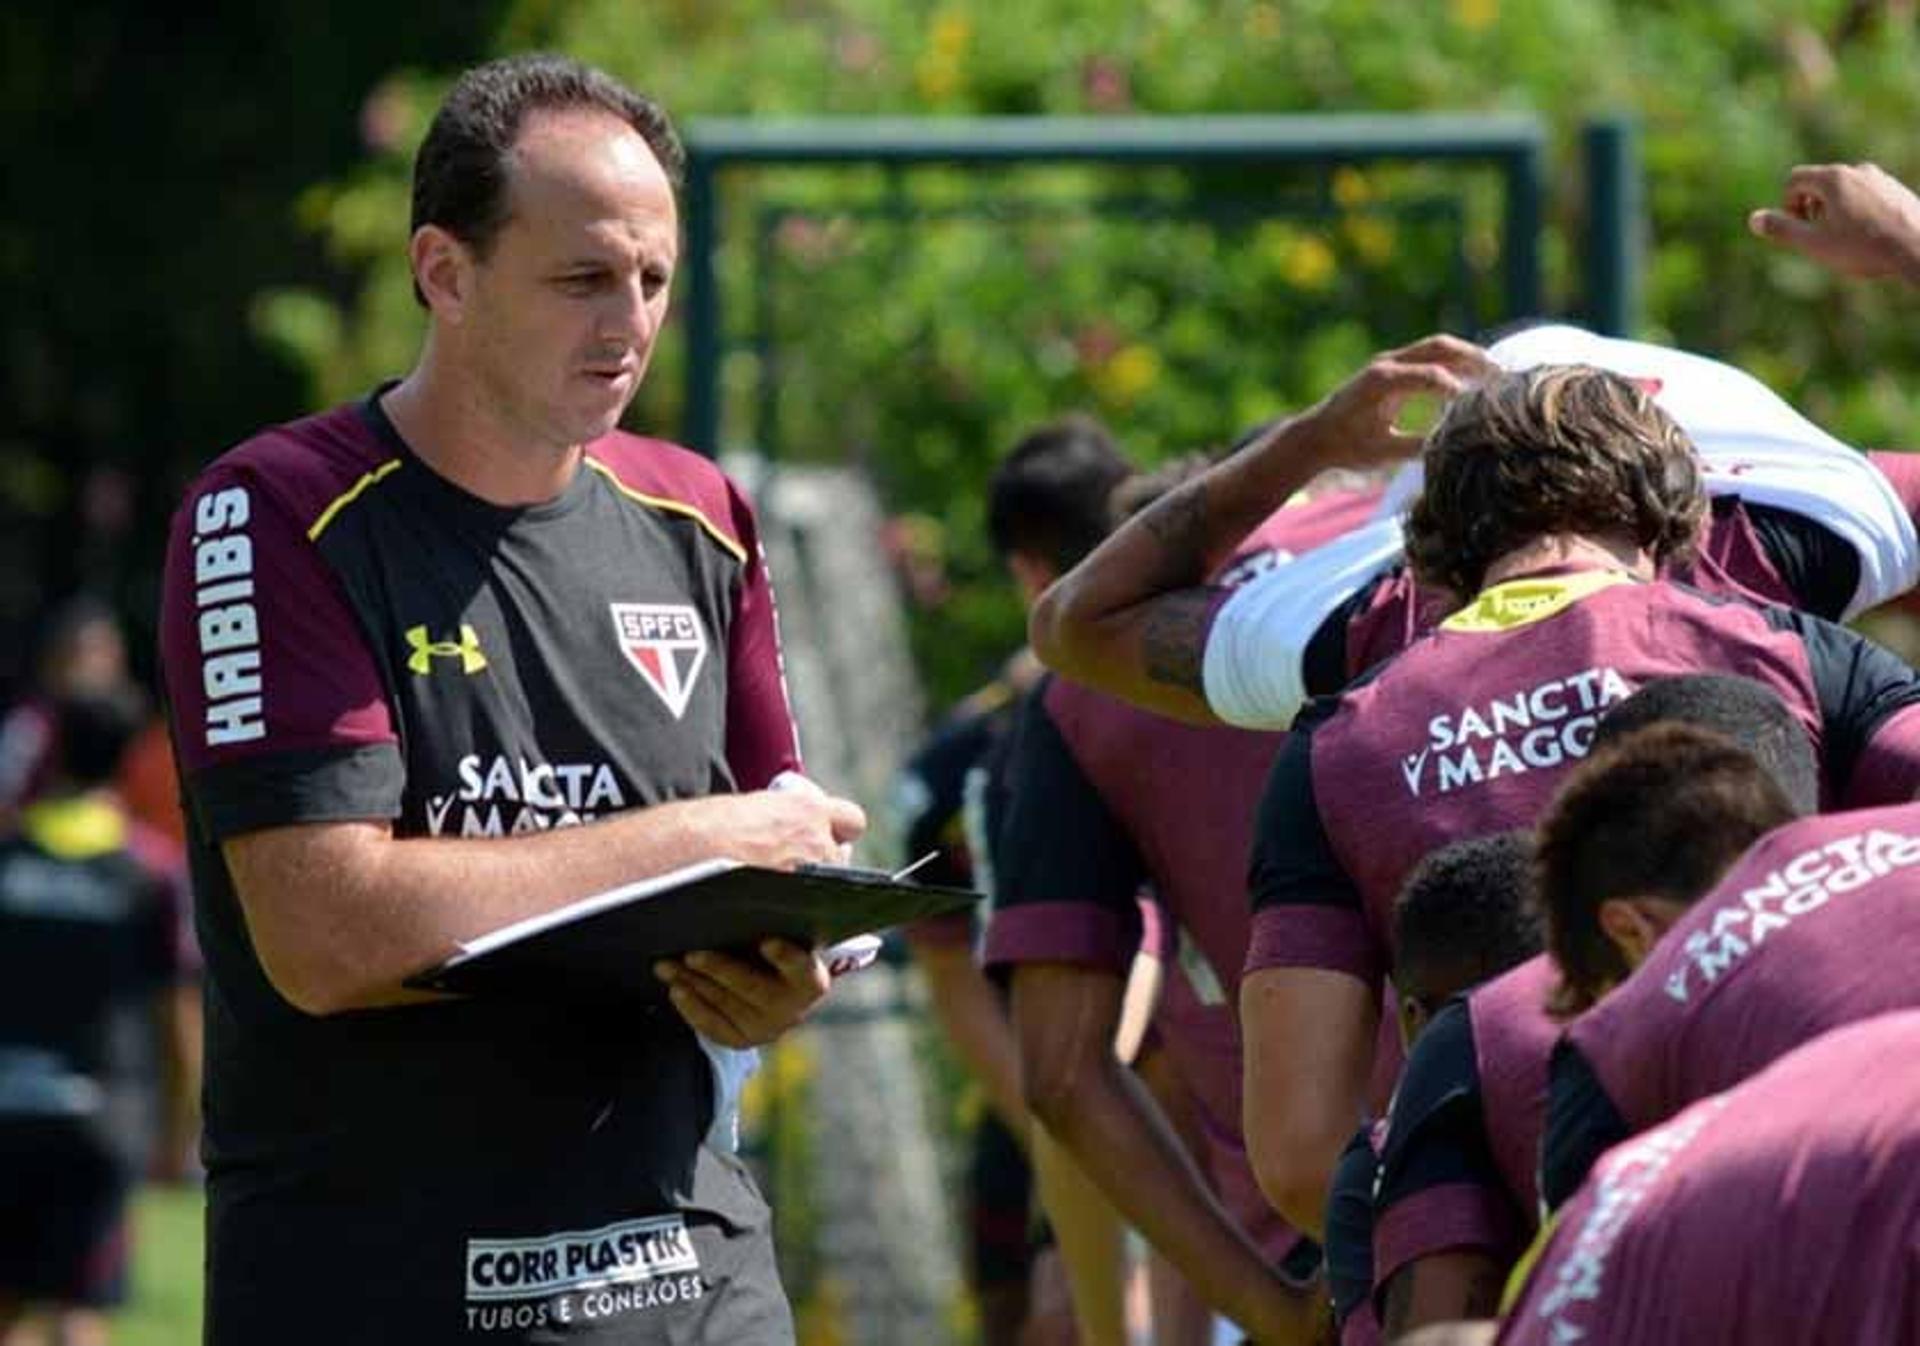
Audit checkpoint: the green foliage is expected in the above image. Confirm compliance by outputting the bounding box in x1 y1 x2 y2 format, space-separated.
261 0 1920 707
0 5 509 683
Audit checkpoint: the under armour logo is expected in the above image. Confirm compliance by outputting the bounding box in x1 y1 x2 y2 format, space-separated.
405 624 487 676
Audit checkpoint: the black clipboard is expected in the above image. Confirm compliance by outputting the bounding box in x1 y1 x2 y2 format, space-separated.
403 858 976 1005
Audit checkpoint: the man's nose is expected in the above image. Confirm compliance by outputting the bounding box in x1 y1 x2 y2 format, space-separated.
601 273 655 346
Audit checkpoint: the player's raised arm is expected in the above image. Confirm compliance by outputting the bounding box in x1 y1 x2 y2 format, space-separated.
1028 337 1492 725
1749 161 1920 284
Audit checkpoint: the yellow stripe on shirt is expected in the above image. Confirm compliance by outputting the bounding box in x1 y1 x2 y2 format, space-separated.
1440 571 1636 634
584 457 747 564
307 459 404 541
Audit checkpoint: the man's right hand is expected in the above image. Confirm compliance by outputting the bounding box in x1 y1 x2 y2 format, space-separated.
1750 162 1920 284
686 785 867 871
1297 335 1497 471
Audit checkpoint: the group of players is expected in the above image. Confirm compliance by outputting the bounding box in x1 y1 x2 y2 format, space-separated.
900 158 1920 1345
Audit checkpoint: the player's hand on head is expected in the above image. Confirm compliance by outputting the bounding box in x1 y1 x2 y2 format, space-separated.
1749 162 1920 284
656 938 831 1047
1305 334 1495 470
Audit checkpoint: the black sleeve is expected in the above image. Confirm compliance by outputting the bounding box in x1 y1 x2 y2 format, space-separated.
187 742 404 840
1247 703 1361 917
1760 604 1920 793
993 687 1146 920
1300 570 1395 700
1539 1037 1631 1212
1744 502 1860 623
1374 1001 1504 1215
1325 1125 1381 1327
893 707 997 890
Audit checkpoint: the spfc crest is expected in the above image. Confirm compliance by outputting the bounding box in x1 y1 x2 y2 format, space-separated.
611 603 709 720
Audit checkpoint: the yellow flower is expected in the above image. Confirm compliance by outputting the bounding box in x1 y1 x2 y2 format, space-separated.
930 10 972 57
1094 344 1163 406
1344 215 1397 265
916 11 971 101
1332 167 1373 210
1451 0 1498 30
1281 235 1339 292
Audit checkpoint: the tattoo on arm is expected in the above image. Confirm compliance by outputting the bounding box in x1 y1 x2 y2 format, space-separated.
1140 590 1215 693
1139 478 1212 583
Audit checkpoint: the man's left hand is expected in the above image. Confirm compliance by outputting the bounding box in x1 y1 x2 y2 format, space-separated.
656 938 831 1047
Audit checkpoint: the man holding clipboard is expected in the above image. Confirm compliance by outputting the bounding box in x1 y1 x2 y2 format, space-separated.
160 55 868 1345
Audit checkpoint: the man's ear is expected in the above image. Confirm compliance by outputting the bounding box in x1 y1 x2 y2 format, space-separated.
1597 895 1682 972
1005 551 1059 609
411 224 473 322
1397 993 1429 1049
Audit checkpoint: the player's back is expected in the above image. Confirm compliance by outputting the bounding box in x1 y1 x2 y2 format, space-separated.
1306 569 1823 947
1502 1010 1920 1346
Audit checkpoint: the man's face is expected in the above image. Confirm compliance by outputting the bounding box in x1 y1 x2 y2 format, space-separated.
455 107 679 451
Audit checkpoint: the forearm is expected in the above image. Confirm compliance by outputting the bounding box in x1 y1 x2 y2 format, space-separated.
227 797 735 1014
1034 1050 1313 1339
912 942 1030 1137
1030 415 1338 721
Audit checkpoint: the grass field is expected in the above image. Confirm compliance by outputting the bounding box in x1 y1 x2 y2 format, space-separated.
118 1186 203 1346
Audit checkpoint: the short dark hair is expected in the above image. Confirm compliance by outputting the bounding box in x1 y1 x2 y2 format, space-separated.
1405 365 1705 598
986 415 1133 573
1534 724 1795 1016
1594 674 1820 814
1393 831 1543 1011
52 690 144 789
410 54 683 304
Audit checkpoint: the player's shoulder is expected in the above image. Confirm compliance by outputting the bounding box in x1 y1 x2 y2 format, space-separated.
1667 804 1920 934
582 430 753 563
182 399 398 538
1644 573 1788 633
1298 637 1404 737
1468 954 1557 1023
